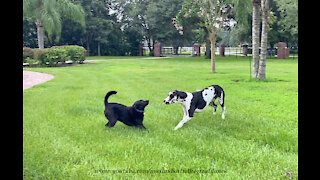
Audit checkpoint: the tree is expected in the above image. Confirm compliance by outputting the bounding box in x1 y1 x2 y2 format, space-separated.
276 0 298 47
175 5 209 56
178 0 233 73
80 0 115 56
23 0 85 49
23 19 38 48
230 0 251 45
120 0 155 55
251 0 270 80
121 0 184 56
252 0 261 78
231 0 295 48
151 0 184 55
257 0 269 79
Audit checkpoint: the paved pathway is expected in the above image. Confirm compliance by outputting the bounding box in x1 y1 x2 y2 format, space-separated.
23 71 54 90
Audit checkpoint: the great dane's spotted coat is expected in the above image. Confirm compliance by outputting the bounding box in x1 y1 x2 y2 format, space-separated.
164 85 226 130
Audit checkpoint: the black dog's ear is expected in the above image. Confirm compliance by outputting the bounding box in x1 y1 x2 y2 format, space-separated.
176 91 187 99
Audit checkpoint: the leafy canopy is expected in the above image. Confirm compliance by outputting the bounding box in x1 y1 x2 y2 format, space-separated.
23 0 85 42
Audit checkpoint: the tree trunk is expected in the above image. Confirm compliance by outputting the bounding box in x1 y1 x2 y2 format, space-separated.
35 19 44 49
97 41 101 56
252 1 261 78
257 0 269 79
87 43 90 56
210 34 216 73
204 28 211 59
174 46 179 55
147 37 152 52
205 38 211 59
86 35 90 56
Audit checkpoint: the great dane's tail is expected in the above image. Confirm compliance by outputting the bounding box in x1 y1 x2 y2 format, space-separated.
104 91 117 105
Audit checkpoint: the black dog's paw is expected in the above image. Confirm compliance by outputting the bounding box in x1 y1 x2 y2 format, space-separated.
137 125 148 131
105 123 113 128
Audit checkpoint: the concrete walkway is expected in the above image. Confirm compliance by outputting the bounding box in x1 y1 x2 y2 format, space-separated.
23 71 54 90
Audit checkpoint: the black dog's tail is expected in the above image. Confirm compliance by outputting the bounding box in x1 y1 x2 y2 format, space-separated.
104 91 117 105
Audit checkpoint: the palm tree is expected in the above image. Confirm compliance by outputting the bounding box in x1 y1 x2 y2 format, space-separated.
252 0 260 78
23 0 85 49
257 0 269 79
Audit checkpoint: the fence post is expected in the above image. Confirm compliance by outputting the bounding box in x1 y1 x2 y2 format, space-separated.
193 43 201 56
219 44 225 57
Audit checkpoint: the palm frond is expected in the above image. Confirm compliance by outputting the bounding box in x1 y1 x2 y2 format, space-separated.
39 7 62 42
57 0 86 26
23 0 41 20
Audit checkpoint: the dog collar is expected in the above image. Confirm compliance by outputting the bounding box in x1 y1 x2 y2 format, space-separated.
134 108 144 113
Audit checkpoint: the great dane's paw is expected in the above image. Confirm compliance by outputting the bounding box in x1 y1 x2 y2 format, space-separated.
174 126 181 130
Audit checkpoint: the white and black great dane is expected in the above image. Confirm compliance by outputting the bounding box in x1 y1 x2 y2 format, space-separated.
163 85 226 130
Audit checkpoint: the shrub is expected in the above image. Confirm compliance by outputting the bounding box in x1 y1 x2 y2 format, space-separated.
61 45 86 64
23 47 34 62
40 47 68 66
25 57 39 65
38 45 86 67
33 49 45 60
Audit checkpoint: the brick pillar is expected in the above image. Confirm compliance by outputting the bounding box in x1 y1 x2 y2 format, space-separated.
219 44 225 56
277 42 287 59
285 48 290 58
193 43 201 56
154 43 161 57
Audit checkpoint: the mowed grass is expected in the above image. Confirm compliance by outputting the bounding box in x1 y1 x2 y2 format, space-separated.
23 56 298 179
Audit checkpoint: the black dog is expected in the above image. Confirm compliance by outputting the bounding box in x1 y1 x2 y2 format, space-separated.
104 91 149 129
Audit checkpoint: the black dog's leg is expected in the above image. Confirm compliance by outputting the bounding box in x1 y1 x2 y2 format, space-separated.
105 118 117 128
134 119 147 131
137 124 149 132
137 124 147 130
137 125 149 132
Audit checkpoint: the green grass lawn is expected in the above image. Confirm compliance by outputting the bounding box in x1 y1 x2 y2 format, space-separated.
23 56 298 179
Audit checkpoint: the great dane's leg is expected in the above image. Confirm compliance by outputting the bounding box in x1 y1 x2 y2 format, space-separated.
174 105 189 130
174 116 192 130
210 99 218 115
181 106 187 119
219 94 225 119
174 105 195 130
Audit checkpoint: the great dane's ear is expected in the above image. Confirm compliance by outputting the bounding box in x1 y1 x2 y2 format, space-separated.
171 90 178 95
176 91 187 99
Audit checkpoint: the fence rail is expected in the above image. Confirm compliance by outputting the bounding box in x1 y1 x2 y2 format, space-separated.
142 46 298 59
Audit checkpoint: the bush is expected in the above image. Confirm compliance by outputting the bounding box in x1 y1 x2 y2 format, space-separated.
39 47 68 66
61 45 86 64
25 57 39 65
38 45 86 67
23 47 34 62
33 49 45 60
